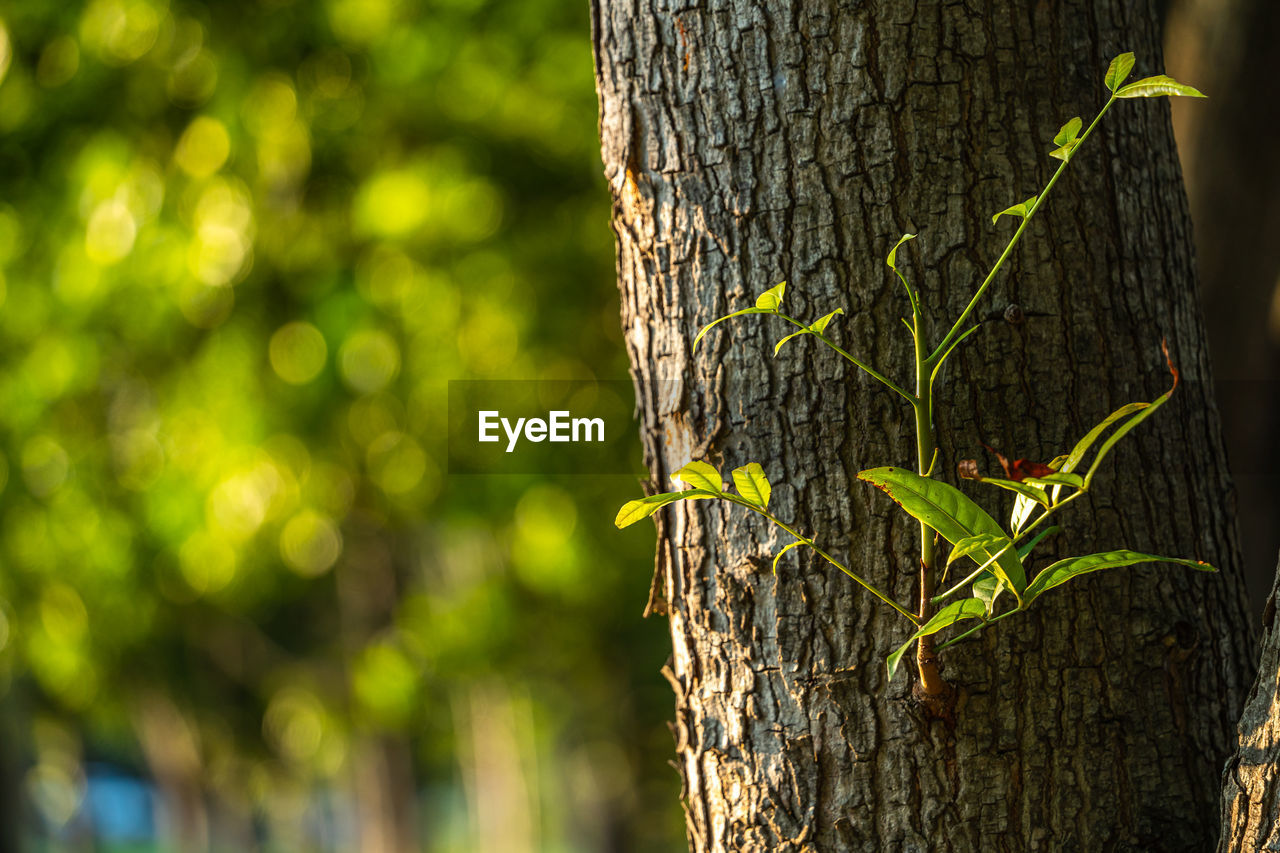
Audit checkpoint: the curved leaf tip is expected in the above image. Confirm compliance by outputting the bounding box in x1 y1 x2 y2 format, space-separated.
732 462 771 509
1115 74 1205 99
755 282 786 311
1104 52 1136 92
886 233 917 270
673 460 723 493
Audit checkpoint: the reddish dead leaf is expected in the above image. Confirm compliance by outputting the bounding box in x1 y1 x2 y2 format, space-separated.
957 459 980 480
1161 337 1180 394
981 442 1055 482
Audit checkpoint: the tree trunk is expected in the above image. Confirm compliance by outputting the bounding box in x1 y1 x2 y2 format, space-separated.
592 2 1254 850
1219 552 1280 851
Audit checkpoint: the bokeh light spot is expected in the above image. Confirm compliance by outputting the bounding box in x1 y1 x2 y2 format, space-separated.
280 510 342 576
84 199 137 265
366 431 427 495
269 322 327 384
22 436 70 497
80 0 161 65
39 584 89 645
327 0 396 44
352 638 418 728
352 170 429 239
36 36 80 88
339 329 400 393
178 530 238 595
175 116 231 178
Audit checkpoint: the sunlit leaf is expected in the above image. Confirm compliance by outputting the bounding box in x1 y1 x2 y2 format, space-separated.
614 489 721 528
886 598 986 681
731 462 771 509
692 307 774 352
774 309 845 356
754 281 787 310
885 233 916 271
972 476 1049 508
1049 139 1081 162
1022 473 1084 489
672 461 723 493
858 466 1026 593
947 532 1012 566
1010 493 1038 538
809 308 844 335
1081 340 1180 487
772 540 806 575
991 195 1038 225
1116 75 1206 99
1053 117 1082 147
1057 402 1148 474
973 572 1004 614
1025 549 1216 604
1105 53 1136 92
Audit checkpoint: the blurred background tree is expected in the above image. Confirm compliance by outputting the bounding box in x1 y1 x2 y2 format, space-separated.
0 0 680 850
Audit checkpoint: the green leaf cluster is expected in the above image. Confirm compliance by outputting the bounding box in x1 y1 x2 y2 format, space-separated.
618 51 1217 696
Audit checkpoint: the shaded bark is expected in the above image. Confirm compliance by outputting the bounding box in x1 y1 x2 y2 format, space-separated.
593 1 1254 850
1219 552 1280 851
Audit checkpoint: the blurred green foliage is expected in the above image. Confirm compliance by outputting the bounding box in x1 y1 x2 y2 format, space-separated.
0 0 678 849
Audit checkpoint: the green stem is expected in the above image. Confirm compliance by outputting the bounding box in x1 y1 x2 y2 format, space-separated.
912 310 949 698
724 496 920 625
928 96 1117 365
776 313 916 403
936 608 1018 651
1012 489 1085 545
931 543 1014 605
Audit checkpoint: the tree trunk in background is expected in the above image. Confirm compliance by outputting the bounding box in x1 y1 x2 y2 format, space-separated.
593 2 1254 850
1164 0 1280 616
1219 553 1280 850
0 700 20 853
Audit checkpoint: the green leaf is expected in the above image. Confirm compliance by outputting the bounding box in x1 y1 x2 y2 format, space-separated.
614 489 720 528
1082 398 1170 488
774 308 846 356
1025 549 1216 604
809 308 844 335
672 461 723 493
1023 472 1085 489
947 533 1013 567
858 467 1026 593
970 476 1050 508
773 330 806 356
991 195 1038 225
1016 525 1060 561
731 462 771 509
886 233 916 271
1105 52 1136 92
886 598 986 681
972 572 1003 614
754 282 787 310
692 307 774 352
1053 116 1082 146
1116 75 1206 99
1010 492 1039 537
1049 139 1081 162
1057 402 1148 474
772 540 806 575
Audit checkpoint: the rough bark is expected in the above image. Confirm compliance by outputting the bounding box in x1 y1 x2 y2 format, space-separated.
1220 552 1280 851
593 2 1254 851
